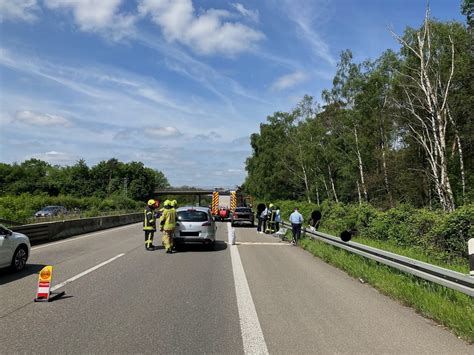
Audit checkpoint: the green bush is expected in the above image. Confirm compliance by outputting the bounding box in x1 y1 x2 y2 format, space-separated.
428 205 474 258
255 198 473 259
0 193 143 224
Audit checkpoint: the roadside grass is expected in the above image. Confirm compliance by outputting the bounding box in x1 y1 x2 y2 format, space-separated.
336 234 469 274
296 234 474 343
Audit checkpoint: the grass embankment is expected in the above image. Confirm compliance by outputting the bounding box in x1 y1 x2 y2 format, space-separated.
347 235 469 274
282 231 474 343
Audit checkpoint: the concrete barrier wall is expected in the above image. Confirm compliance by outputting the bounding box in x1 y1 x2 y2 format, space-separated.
11 212 142 245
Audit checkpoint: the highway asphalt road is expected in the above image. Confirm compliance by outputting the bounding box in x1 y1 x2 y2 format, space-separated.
0 222 472 354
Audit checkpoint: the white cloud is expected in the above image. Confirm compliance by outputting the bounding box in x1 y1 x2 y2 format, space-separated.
15 110 71 126
271 71 309 91
231 3 259 23
44 0 135 40
138 0 264 56
0 0 39 22
144 126 182 139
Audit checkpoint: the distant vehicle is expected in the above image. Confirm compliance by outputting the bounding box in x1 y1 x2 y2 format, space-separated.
175 207 217 250
34 205 67 218
0 224 31 271
231 207 254 227
211 189 253 221
218 207 231 221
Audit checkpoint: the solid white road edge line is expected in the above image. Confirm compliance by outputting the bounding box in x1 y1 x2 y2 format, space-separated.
32 223 140 251
51 253 125 292
228 222 269 355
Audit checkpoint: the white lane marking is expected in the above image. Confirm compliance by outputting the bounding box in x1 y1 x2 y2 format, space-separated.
228 223 269 355
236 242 290 246
32 223 140 251
51 253 125 292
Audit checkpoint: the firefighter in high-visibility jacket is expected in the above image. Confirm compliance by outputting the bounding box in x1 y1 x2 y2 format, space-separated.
160 200 176 254
143 199 159 250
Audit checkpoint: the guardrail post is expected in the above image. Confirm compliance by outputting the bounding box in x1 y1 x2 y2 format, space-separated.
469 238 474 277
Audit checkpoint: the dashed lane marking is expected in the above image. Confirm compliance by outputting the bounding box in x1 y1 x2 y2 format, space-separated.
51 253 125 292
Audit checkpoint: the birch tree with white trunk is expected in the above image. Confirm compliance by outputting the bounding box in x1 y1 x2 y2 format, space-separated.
392 9 459 211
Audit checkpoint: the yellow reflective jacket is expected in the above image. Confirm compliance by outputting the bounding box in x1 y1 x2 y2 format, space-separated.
160 208 176 231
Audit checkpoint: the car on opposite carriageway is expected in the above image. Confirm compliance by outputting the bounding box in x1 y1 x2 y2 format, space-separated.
34 205 68 218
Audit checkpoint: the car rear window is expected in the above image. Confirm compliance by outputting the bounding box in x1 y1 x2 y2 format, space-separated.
177 210 209 222
235 208 252 213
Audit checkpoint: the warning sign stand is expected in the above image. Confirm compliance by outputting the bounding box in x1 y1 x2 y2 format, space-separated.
34 265 65 302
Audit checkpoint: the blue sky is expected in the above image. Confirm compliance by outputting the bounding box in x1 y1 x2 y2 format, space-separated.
0 0 464 188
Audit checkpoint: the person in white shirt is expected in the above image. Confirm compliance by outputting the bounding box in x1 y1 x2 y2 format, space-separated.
289 207 303 245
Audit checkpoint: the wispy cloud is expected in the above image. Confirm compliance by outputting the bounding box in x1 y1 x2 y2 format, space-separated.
271 71 309 91
15 110 71 126
280 0 335 66
0 0 40 22
137 33 266 110
232 3 259 23
138 0 264 56
144 126 182 139
194 131 222 140
0 47 202 118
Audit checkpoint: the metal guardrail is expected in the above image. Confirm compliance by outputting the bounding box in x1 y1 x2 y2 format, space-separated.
0 218 23 226
282 221 474 297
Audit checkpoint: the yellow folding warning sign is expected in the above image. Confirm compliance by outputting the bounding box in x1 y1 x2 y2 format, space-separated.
34 265 65 302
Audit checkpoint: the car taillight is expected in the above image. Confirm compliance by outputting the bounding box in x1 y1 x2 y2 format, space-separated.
202 221 212 226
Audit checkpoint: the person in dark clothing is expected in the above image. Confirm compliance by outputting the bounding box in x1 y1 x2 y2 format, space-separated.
143 199 159 250
256 203 266 233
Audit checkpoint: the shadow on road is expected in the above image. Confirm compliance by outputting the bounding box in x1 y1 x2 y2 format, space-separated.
47 294 74 302
0 263 46 285
175 240 228 253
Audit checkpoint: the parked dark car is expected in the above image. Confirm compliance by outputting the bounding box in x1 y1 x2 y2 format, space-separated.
34 205 67 218
231 207 254 227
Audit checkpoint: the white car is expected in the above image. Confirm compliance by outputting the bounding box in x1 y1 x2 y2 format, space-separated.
0 225 31 271
175 207 217 250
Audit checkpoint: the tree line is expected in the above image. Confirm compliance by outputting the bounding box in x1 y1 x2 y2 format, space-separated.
0 158 169 202
244 8 473 211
